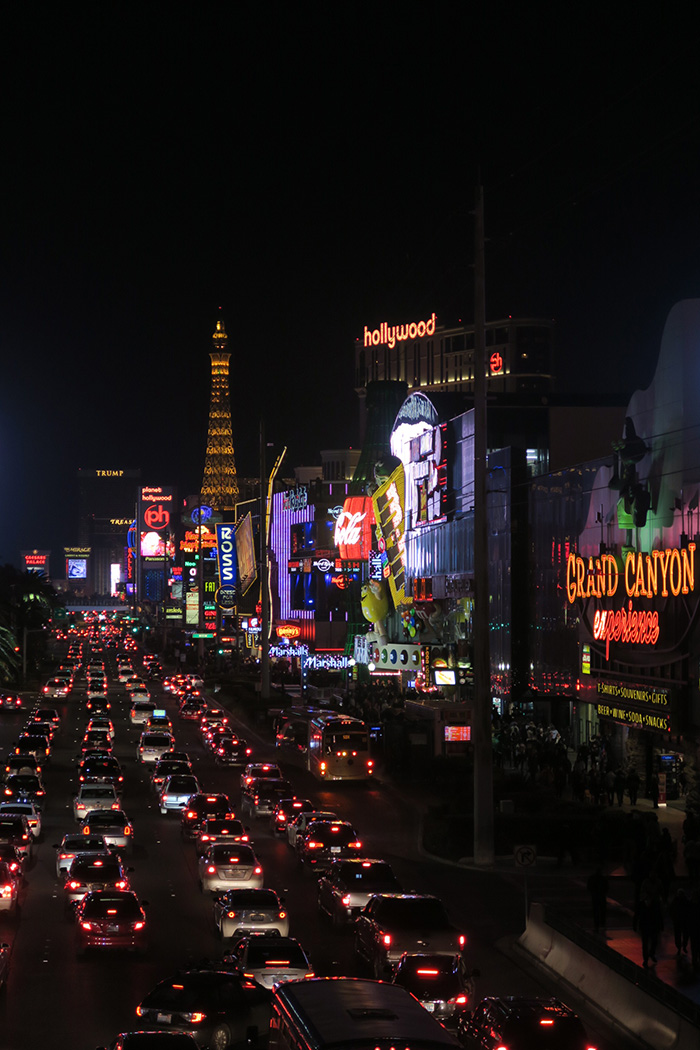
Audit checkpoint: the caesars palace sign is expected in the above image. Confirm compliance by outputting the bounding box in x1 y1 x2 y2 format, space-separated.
566 544 696 658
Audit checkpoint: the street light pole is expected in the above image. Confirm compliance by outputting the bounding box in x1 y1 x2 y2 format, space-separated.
259 420 286 703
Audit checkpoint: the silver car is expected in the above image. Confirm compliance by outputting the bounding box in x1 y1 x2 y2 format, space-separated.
198 843 263 895
213 887 289 940
317 858 402 925
79 809 134 850
73 782 120 821
137 731 174 763
159 774 202 814
225 935 314 989
53 833 110 877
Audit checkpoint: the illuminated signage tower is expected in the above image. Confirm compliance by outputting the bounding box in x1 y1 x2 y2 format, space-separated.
200 315 239 513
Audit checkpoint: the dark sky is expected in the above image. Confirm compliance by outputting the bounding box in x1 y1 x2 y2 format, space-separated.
1 4 699 566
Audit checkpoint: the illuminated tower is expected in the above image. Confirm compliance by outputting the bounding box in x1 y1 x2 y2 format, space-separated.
200 316 239 512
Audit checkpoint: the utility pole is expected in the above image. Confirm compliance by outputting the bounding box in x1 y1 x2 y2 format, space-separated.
260 420 270 702
473 183 494 867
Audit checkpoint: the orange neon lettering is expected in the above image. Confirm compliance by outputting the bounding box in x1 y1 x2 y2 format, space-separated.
655 549 671 597
566 554 577 604
624 553 636 597
634 553 647 597
363 314 436 349
669 549 682 596
645 553 658 597
576 557 585 599
681 543 696 594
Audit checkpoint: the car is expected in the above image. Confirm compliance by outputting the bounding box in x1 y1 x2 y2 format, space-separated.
135 969 271 1049
240 779 293 820
147 711 173 733
82 729 113 754
117 664 134 683
202 725 234 752
270 797 314 835
0 800 42 839
179 699 206 722
186 674 205 689
2 772 46 805
86 682 109 700
195 817 249 854
64 852 130 907
225 934 314 988
130 700 156 725
392 953 478 1027
97 1033 199 1049
43 677 69 697
0 814 33 859
354 894 466 978
73 782 121 821
30 706 60 728
317 858 402 925
78 754 124 788
212 887 288 940
79 809 134 850
125 676 148 692
53 833 112 877
240 762 283 791
75 889 147 954
297 820 362 871
137 731 175 763
86 716 115 739
0 843 25 881
86 693 112 713
152 758 194 792
199 708 230 735
198 843 263 894
159 775 203 814
181 793 232 839
0 692 23 710
0 860 20 915
14 732 50 761
4 753 42 779
456 997 594 1050
214 737 252 766
286 809 338 850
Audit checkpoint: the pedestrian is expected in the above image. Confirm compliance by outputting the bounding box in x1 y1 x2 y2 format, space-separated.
669 887 691 955
626 767 640 806
587 867 609 932
614 768 626 806
637 889 663 967
649 771 659 809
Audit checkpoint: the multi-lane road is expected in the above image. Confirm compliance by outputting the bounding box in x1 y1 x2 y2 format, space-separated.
0 642 642 1049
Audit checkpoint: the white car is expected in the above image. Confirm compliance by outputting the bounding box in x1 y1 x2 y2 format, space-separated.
73 782 120 821
240 762 283 791
0 801 42 839
226 935 314 988
130 700 156 725
42 678 69 698
137 731 175 763
117 665 134 683
159 774 202 814
86 717 115 740
213 888 289 940
198 843 263 894
86 682 108 700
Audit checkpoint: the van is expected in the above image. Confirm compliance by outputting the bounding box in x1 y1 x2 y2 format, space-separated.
269 977 460 1050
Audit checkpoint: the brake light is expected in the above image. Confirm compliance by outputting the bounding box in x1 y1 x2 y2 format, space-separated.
307 841 321 849
453 995 468 1004
0 885 13 898
540 1020 554 1026
279 910 287 919
189 1013 205 1024
458 934 466 949
417 969 440 975
254 866 262 874
80 921 93 930
304 972 316 978
124 825 132 835
320 762 326 773
382 933 391 947
68 881 83 890
201 835 210 842
207 865 216 874
133 921 145 930
341 895 351 906
116 880 127 889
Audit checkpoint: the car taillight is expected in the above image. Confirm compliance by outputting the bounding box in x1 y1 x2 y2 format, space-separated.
80 921 94 930
200 835 210 842
278 910 287 919
349 841 362 849
116 880 127 889
0 885 13 898
207 865 216 874
307 841 321 849
186 811 196 819
458 934 466 949
185 1012 205 1024
452 994 468 1004
68 881 83 890
136 1006 144 1017
133 921 145 930
254 866 262 875
341 895 351 906
245 748 252 756
382 933 391 947
111 803 119 810
539 1020 554 1027
320 762 327 773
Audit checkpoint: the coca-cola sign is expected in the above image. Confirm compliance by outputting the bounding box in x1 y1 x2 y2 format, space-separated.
334 497 375 560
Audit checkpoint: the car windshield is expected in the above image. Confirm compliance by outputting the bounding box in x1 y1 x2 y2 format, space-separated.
70 858 122 879
142 973 245 1010
211 845 255 864
336 863 400 889
82 894 142 919
246 941 308 968
375 898 451 928
307 824 356 845
325 730 367 751
166 777 199 792
142 734 172 746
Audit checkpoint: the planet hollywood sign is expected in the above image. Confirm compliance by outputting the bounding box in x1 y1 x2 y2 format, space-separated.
363 313 436 348
566 544 696 659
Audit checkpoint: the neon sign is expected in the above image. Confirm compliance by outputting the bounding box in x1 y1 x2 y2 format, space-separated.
566 545 696 603
490 352 503 374
372 465 409 607
334 497 374 559
277 624 301 639
363 313 436 349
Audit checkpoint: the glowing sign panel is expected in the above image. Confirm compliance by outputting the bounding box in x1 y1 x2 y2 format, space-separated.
372 466 409 608
363 313 436 348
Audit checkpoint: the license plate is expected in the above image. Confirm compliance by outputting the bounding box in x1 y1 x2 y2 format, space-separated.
423 1002 435 1012
157 1013 172 1023
106 925 119 933
224 868 245 877
331 846 341 853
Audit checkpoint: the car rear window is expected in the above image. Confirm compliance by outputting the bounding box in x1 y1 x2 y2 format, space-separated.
82 894 142 919
246 941 307 968
221 889 278 907
210 844 255 864
81 787 116 799
337 863 400 888
375 897 450 928
143 974 246 1010
142 734 172 746
70 858 122 879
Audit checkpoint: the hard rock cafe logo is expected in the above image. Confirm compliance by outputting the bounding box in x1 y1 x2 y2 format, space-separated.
566 544 696 659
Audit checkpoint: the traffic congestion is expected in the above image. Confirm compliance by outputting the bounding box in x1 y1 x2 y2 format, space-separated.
0 614 606 1050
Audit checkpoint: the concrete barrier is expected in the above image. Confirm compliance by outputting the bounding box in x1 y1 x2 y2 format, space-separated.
518 903 698 1050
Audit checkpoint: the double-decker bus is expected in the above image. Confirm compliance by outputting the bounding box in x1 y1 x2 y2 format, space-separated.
275 708 373 782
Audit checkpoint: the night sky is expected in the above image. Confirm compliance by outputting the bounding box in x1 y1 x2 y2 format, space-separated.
1 4 699 567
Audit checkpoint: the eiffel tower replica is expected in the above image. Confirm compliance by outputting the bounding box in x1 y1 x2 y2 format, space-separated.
200 315 239 513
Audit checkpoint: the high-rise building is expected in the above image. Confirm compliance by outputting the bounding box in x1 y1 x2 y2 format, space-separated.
201 316 239 512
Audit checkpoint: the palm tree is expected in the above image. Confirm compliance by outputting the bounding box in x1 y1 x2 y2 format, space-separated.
0 564 62 683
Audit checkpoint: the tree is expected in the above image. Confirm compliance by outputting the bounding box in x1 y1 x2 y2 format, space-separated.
0 565 62 683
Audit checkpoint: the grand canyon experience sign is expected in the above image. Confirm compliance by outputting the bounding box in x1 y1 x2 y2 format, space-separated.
566 544 696 658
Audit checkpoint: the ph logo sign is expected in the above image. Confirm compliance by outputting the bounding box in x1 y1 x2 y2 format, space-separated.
144 504 170 530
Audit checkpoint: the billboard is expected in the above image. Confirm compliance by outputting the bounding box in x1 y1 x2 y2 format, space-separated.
334 496 375 560
372 464 409 608
138 486 175 533
21 550 50 573
235 513 257 596
67 558 88 579
215 523 237 587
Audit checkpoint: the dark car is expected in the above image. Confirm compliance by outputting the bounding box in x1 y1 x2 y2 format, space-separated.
75 889 147 954
195 817 249 854
317 858 402 925
135 969 270 1049
270 797 314 836
393 953 478 1027
152 758 194 793
4 753 42 779
297 820 362 872
0 815 32 859
354 894 466 978
179 699 206 722
181 793 232 839
14 733 50 761
457 997 594 1050
0 692 22 711
0 843 25 880
3 773 45 805
86 693 112 713
214 737 252 766
78 755 124 788
64 852 130 908
240 778 293 820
